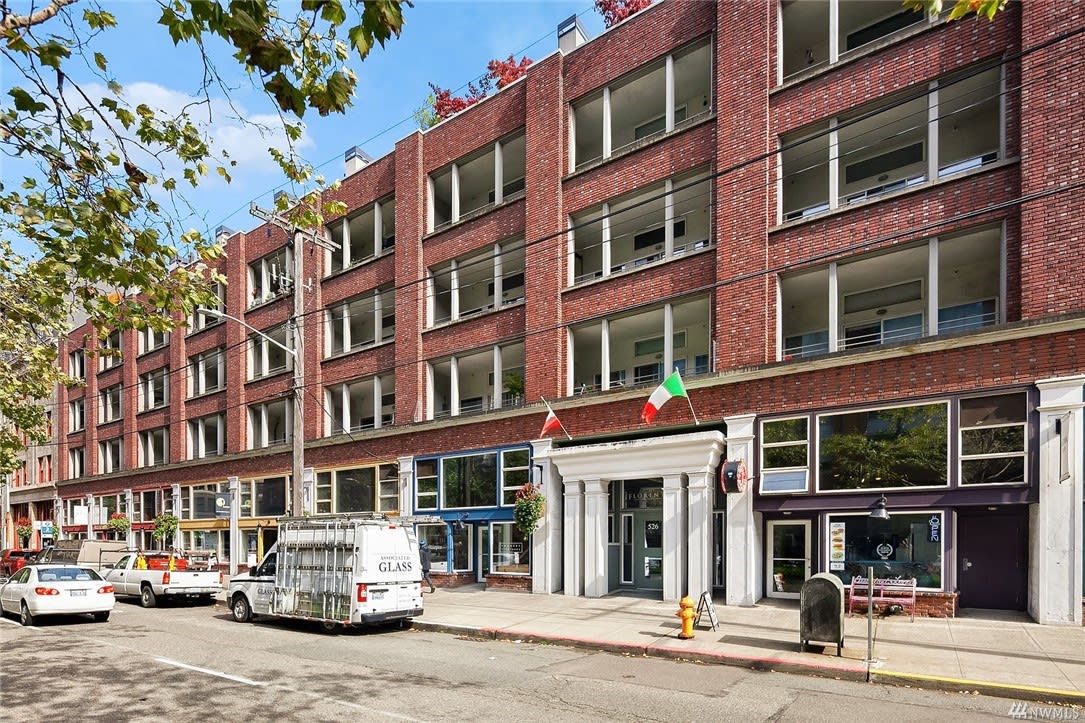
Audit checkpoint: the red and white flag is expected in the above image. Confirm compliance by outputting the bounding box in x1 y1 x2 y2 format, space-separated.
539 398 571 439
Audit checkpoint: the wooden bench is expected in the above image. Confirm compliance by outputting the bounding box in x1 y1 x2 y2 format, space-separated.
847 576 917 621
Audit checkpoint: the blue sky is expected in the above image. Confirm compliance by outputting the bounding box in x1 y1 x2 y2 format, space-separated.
3 2 611 255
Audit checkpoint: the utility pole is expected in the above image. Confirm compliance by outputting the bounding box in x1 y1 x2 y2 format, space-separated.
248 201 337 517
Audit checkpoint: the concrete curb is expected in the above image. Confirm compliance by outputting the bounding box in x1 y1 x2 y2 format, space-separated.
413 621 867 683
870 669 1085 706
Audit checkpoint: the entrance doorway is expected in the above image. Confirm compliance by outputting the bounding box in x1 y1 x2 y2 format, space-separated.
957 507 1027 610
766 520 810 599
633 512 664 591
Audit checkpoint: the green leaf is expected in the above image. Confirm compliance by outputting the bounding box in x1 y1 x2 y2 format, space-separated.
8 87 47 113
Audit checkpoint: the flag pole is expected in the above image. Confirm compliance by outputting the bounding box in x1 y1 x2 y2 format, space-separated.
676 369 700 425
542 397 573 440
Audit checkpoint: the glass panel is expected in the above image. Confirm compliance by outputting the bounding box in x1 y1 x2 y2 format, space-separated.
819 403 948 490
960 393 1025 427
764 445 807 468
442 453 498 508
764 418 807 443
761 470 809 493
491 523 530 574
336 467 376 513
828 512 943 589
961 456 1025 485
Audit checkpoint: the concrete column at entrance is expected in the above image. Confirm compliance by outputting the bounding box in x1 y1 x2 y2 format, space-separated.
563 479 584 597
662 474 686 602
530 439 561 594
1032 375 1084 625
583 479 609 598
397 456 415 515
686 469 713 600
724 414 760 606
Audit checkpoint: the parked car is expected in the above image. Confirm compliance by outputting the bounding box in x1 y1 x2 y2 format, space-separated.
0 549 39 577
0 564 115 626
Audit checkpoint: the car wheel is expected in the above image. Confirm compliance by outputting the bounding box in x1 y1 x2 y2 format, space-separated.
140 585 157 608
230 595 252 623
20 602 34 627
93 611 110 623
320 619 340 634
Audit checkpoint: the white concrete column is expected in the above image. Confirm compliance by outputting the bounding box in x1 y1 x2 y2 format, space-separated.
602 87 612 159
1032 376 1084 625
927 237 939 336
493 242 503 310
828 119 840 211
664 179 675 258
828 0 839 64
373 201 382 254
601 202 612 278
341 216 350 268
928 80 939 182
372 375 383 430
450 260 460 321
530 439 561 594
828 261 839 353
563 479 584 597
449 356 460 417
662 474 686 602
373 286 383 346
724 413 760 606
491 345 503 411
397 456 415 515
686 469 713 599
494 140 504 205
450 163 460 222
663 302 674 379
665 55 675 133
426 176 435 233
583 479 610 598
600 318 611 390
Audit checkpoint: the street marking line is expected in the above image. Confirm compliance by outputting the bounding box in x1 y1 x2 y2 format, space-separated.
872 669 1085 701
0 617 39 630
154 657 268 687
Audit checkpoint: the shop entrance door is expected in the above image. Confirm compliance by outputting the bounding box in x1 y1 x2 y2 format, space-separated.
634 513 664 591
958 508 1027 610
766 520 810 599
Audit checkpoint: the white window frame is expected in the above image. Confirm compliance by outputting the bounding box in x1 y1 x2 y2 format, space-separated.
138 427 169 468
68 447 85 479
99 438 122 474
138 368 170 412
99 384 122 424
189 347 225 396
187 413 225 460
98 330 122 370
958 392 1028 487
68 349 85 379
759 416 810 494
69 398 85 432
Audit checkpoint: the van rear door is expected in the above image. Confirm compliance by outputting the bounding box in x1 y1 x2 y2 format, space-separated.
352 526 422 623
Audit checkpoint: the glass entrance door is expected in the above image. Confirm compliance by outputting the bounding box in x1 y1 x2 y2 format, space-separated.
766 520 810 599
634 513 664 591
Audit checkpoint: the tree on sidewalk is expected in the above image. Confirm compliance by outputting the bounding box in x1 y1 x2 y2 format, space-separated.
0 0 409 475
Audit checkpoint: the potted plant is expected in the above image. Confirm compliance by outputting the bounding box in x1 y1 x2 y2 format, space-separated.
152 513 179 544
106 512 131 536
15 518 34 546
513 482 545 538
503 371 525 406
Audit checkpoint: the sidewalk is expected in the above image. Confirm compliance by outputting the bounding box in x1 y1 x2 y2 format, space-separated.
412 585 1085 705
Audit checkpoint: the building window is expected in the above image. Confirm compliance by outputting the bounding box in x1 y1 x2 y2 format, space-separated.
248 398 291 449
37 455 52 484
138 327 170 354
817 402 948 491
99 438 123 474
569 166 712 284
69 349 85 379
69 398 85 432
571 37 711 170
249 323 292 379
326 196 395 273
959 393 1027 485
428 129 526 232
491 522 531 575
416 459 437 510
760 418 810 493
778 225 1002 359
138 368 169 411
442 452 498 508
826 511 943 590
779 64 1002 222
500 449 530 505
189 347 225 396
254 476 287 517
249 246 293 307
187 281 226 332
315 464 399 515
187 483 222 520
187 413 225 459
427 236 525 327
138 427 169 467
69 447 84 479
326 285 395 355
570 295 711 394
428 341 524 419
98 330 122 370
324 374 394 435
98 384 122 424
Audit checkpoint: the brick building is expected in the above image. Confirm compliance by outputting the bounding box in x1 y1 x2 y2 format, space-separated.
16 1 1084 623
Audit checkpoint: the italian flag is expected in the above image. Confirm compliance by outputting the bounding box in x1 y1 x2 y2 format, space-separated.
540 408 562 437
641 370 688 424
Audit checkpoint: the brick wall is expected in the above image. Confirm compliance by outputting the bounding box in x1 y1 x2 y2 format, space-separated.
845 590 959 619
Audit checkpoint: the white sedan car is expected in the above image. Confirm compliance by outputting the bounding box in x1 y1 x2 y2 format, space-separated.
0 564 115 626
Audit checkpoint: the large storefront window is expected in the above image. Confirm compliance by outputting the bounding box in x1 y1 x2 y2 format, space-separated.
491 522 530 575
316 464 400 514
418 523 449 572
818 402 948 490
827 511 943 589
254 477 287 517
442 453 498 508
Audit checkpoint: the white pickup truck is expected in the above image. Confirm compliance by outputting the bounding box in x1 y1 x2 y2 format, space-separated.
102 551 222 608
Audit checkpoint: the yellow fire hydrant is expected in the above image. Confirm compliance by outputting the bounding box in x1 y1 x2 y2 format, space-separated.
676 595 696 639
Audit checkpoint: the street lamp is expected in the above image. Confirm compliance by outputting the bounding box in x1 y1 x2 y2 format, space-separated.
866 495 892 663
196 308 308 518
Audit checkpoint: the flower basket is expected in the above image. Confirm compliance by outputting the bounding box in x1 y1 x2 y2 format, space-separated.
106 513 131 535
15 518 34 544
513 483 545 538
152 513 179 542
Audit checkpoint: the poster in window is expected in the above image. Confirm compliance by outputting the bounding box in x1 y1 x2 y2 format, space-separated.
829 521 846 571
644 520 662 548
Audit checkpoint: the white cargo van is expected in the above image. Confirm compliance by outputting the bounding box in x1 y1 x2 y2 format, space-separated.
228 513 432 631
